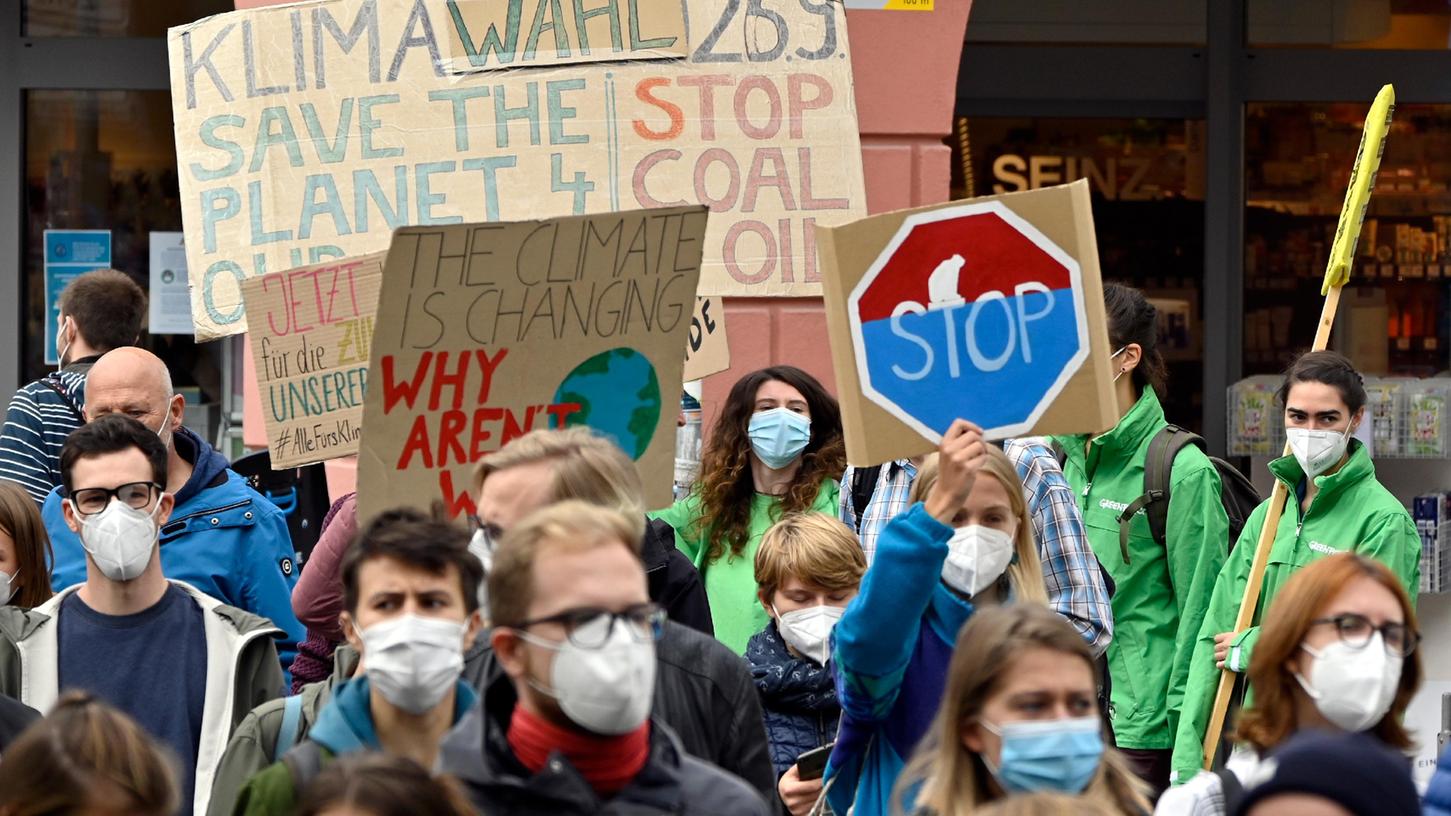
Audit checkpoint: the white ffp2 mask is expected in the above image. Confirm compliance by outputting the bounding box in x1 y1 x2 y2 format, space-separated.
942 525 1016 597
519 615 656 736
359 614 467 716
75 499 161 582
775 604 844 665
1294 634 1402 732
1286 427 1351 478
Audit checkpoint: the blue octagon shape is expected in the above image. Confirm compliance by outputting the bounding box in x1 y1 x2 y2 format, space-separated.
847 201 1089 441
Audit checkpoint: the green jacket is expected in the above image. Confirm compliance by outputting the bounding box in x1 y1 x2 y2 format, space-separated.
0 581 283 816
1170 440 1420 781
652 478 841 654
1053 389 1229 750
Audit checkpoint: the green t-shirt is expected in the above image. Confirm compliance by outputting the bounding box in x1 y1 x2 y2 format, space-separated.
652 479 841 654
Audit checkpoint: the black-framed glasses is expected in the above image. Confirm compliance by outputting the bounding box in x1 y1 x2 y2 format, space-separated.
1309 613 1420 658
466 515 503 550
68 482 161 516
516 603 666 649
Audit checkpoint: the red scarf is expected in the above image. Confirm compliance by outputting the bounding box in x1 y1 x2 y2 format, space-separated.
507 706 650 796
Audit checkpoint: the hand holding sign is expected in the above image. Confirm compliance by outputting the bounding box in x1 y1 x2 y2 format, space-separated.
924 419 986 524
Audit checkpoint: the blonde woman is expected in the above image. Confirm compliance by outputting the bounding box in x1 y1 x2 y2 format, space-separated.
825 420 1049 816
895 605 1149 816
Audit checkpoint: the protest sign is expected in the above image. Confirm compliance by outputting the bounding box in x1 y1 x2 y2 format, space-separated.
683 296 730 381
356 205 708 521
441 0 688 73
242 252 384 468
819 180 1117 466
169 0 866 341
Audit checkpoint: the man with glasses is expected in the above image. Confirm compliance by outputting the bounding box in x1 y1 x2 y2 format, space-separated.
0 414 284 815
223 507 484 815
38 347 304 674
440 500 770 814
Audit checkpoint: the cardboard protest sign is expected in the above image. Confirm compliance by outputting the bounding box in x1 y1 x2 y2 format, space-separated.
356 205 707 521
819 180 1117 466
683 296 730 381
241 252 383 468
169 0 866 341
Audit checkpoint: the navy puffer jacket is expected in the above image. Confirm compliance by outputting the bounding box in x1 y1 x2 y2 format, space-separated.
746 621 840 777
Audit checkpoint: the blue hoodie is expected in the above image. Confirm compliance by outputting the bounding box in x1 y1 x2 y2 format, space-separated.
42 426 303 673
308 675 479 756
825 503 974 816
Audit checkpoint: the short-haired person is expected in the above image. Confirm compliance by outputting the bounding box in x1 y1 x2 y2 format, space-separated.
465 427 776 801
0 693 178 816
747 512 865 815
0 480 52 607
0 268 146 504
293 754 476 816
1171 351 1422 781
653 366 846 654
894 605 1149 815
825 421 1050 816
438 501 771 815
1158 554 1422 815
39 347 305 673
227 509 484 815
0 415 284 814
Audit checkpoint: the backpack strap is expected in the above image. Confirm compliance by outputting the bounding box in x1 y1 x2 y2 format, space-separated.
849 465 883 525
1216 765 1245 813
281 740 327 794
1116 426 1203 563
38 376 85 424
273 694 304 762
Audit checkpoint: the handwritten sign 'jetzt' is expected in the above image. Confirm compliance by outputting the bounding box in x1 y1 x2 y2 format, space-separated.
357 205 708 522
169 0 866 342
242 253 383 468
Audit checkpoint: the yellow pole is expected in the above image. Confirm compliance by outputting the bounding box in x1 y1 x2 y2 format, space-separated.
1201 84 1396 768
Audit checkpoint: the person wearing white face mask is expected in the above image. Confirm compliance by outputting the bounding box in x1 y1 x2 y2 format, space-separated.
743 512 866 815
825 421 1051 816
437 501 771 815
1158 553 1421 816
0 415 284 816
225 508 484 816
1172 351 1421 782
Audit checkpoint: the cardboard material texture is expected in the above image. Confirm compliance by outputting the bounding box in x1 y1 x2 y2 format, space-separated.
242 252 384 468
683 296 730 381
356 205 708 522
168 0 866 341
441 0 688 73
818 180 1117 466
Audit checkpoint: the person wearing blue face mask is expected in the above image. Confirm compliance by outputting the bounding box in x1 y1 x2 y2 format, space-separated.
651 366 846 655
892 604 1150 816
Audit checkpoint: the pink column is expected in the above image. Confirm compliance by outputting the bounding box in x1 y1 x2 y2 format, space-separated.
701 4 974 431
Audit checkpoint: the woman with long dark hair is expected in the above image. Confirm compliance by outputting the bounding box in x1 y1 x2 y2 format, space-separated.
653 365 846 653
1171 350 1421 781
0 481 51 608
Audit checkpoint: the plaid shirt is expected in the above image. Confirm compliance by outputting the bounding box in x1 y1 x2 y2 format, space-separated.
840 438 1113 655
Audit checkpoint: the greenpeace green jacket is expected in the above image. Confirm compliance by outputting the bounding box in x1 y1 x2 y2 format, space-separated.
1053 389 1229 750
1169 440 1420 782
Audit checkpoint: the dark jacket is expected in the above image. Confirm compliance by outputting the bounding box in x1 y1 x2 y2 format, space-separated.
439 664 771 815
0 692 39 754
467 620 777 806
644 519 713 637
745 623 839 777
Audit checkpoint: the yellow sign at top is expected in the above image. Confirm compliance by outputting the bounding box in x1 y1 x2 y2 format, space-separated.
844 0 934 9
1323 84 1395 295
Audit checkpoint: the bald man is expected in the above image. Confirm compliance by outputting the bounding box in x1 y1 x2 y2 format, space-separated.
39 348 304 675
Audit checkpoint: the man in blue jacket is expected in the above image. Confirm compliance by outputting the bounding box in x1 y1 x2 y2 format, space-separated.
40 347 303 673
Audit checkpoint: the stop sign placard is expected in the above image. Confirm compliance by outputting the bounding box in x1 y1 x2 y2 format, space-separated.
846 201 1089 441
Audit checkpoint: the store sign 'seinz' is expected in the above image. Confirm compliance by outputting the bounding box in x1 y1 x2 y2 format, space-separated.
168 0 867 341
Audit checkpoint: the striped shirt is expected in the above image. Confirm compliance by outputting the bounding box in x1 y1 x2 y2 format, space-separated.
840 438 1114 656
0 366 89 504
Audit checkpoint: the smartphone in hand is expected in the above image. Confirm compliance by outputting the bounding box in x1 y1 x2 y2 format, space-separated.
796 742 835 781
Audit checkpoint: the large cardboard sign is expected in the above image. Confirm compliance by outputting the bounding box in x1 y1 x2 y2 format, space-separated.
242 252 384 468
683 296 730 381
356 205 707 521
819 180 1117 465
169 0 866 341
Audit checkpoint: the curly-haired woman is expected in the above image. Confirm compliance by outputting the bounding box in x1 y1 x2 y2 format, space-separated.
652 366 846 654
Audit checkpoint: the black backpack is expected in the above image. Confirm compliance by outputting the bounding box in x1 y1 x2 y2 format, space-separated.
1108 426 1262 564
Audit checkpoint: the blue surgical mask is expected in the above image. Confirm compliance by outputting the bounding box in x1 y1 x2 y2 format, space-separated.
981 716 1103 794
748 408 811 470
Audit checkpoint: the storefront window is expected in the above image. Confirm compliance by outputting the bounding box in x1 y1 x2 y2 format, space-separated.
966 0 1205 45
1244 102 1451 381
1249 0 1451 49
23 90 224 437
954 116 1209 430
23 0 232 37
